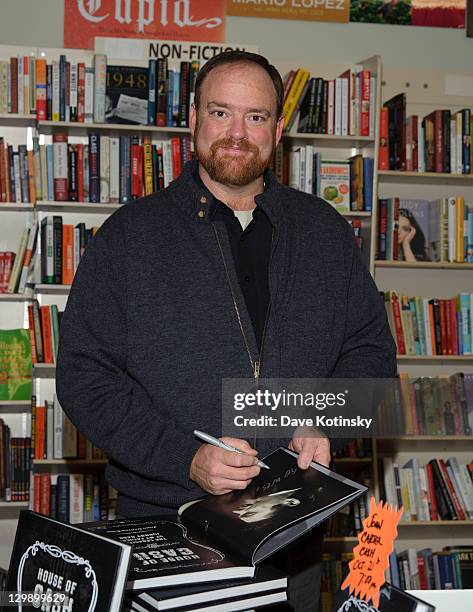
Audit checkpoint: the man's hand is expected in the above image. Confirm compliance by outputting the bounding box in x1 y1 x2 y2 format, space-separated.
289 427 331 469
190 437 260 495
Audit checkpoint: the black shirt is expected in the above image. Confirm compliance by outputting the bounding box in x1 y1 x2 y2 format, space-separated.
193 169 272 351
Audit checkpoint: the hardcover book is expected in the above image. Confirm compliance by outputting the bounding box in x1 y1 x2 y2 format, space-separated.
127 565 287 611
85 448 366 591
332 583 435 611
6 510 131 611
105 65 149 125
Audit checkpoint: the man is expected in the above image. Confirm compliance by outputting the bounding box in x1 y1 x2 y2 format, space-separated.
56 51 396 609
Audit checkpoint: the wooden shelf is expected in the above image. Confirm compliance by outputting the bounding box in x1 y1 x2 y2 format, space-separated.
379 170 473 182
34 284 70 295
36 200 121 213
34 459 107 465
0 203 35 212
38 120 191 134
0 292 33 301
376 260 473 270
397 355 473 362
33 364 56 378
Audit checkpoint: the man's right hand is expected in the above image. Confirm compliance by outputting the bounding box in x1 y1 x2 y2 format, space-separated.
190 437 260 495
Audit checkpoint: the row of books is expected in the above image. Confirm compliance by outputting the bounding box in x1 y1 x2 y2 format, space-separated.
320 551 354 612
388 546 473 590
379 94 472 174
275 145 374 212
332 438 372 458
383 291 473 356
377 196 473 263
0 132 192 204
283 65 376 136
0 417 30 502
32 472 116 524
391 372 473 436
382 456 473 522
325 470 371 538
0 216 37 294
40 215 96 286
31 394 106 461
0 54 199 128
27 301 62 364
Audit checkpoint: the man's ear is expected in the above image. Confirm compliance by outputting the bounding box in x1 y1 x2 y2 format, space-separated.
189 103 197 136
275 115 284 146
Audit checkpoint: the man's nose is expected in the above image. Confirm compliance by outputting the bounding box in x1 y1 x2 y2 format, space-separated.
227 114 247 140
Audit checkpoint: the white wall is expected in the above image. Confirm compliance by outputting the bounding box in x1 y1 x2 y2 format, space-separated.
0 0 471 70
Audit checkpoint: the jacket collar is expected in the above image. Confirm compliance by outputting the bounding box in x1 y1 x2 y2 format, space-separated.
171 160 284 226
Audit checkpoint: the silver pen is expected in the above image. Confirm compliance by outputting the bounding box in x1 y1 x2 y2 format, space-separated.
193 430 270 470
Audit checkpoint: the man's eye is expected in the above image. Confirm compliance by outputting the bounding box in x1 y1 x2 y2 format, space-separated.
211 110 227 118
248 115 266 123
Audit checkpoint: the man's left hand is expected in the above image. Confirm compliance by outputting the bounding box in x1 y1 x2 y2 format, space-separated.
288 427 331 469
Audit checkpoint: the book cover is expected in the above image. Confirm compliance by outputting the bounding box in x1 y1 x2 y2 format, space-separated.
397 199 440 262
6 510 131 612
105 65 148 125
318 161 350 214
0 329 32 400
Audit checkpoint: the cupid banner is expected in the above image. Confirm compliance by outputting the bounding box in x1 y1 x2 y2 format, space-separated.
65 0 226 49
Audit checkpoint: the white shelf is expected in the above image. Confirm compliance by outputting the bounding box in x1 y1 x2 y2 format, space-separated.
34 459 107 465
0 502 28 508
0 203 35 212
0 113 36 125
36 200 121 213
398 520 473 526
0 292 33 301
34 284 70 295
376 260 473 270
0 401 30 412
397 355 473 362
283 131 375 148
37 120 191 134
379 170 473 183
33 364 56 378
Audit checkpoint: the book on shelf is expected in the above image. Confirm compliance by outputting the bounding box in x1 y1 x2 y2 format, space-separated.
383 291 473 356
381 454 473 523
6 510 131 611
377 197 472 263
389 546 473 590
84 447 367 590
125 565 287 612
0 328 32 400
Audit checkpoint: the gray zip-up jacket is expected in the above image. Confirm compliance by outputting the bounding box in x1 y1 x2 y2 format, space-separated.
56 160 396 517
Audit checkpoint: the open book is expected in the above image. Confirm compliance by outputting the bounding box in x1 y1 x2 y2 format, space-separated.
85 447 367 591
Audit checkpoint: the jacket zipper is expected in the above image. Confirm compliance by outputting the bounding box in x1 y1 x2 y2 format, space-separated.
213 223 274 448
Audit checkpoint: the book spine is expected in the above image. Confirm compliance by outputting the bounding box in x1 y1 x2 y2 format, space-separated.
156 58 168 127
88 132 100 203
69 62 78 122
93 54 107 124
147 58 156 126
100 135 110 203
84 68 94 123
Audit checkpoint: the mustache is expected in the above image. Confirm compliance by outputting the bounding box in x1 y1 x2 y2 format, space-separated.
210 138 258 153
